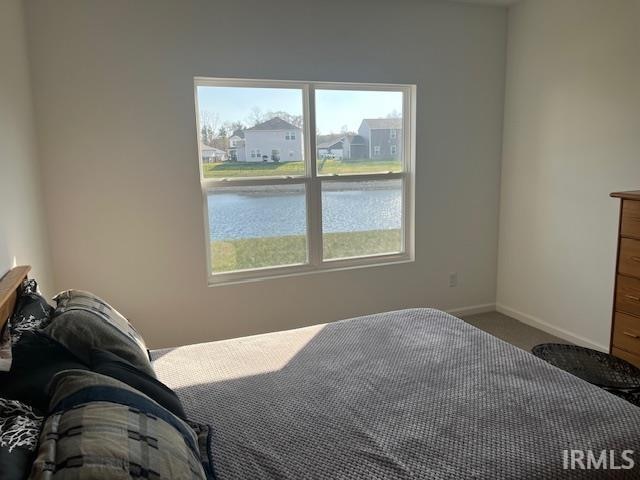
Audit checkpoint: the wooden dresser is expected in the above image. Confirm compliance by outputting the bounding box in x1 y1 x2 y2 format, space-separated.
611 190 640 367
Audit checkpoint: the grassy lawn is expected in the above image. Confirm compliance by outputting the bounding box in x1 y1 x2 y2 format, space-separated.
203 159 402 178
211 229 401 273
317 158 401 175
203 161 304 178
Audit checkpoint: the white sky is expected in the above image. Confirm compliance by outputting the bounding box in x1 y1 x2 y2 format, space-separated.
197 86 403 135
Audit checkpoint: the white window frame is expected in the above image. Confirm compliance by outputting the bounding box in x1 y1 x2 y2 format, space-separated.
195 77 416 286
390 144 397 155
373 145 381 156
390 129 397 140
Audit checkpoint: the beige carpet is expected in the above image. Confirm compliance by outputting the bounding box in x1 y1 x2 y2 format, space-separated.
462 311 570 352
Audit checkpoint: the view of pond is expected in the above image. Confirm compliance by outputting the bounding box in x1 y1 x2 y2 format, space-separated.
208 181 402 241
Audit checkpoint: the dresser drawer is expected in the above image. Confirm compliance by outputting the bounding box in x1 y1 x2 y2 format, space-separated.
616 275 640 316
618 238 640 278
612 312 640 356
612 347 640 368
621 200 640 239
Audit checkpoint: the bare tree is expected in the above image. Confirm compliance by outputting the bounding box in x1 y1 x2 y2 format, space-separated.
247 107 265 127
200 110 220 145
264 110 303 128
224 120 246 135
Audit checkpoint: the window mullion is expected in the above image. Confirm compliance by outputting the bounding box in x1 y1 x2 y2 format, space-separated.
305 84 323 267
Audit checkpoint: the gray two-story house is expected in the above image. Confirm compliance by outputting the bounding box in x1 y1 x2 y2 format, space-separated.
357 118 402 160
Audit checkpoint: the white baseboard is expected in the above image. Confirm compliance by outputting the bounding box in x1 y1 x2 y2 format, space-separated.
495 303 609 352
446 303 496 317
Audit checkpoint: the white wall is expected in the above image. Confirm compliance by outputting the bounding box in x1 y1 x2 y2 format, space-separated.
26 0 507 348
497 0 640 350
0 0 53 295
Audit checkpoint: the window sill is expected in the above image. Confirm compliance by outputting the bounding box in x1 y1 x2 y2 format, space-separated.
207 253 414 287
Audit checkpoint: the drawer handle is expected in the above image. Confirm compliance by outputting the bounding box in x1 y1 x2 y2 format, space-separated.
625 294 640 302
623 331 640 339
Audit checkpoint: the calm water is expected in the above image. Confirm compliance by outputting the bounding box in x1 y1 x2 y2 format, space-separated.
208 182 402 241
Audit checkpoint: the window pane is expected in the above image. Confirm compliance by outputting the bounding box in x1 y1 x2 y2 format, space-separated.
316 89 404 175
197 86 305 178
208 184 308 273
322 179 403 260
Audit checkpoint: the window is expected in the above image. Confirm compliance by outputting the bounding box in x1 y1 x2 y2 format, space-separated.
390 129 397 140
195 78 415 284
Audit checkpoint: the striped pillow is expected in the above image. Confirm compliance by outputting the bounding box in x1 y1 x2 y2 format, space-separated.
30 370 207 480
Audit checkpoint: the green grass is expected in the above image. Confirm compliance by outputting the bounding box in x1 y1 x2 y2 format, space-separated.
203 161 304 178
211 229 401 273
317 159 402 175
203 159 402 178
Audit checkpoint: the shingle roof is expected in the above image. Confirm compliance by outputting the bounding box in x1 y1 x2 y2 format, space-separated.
362 118 402 130
345 134 366 145
317 134 345 149
200 144 226 154
246 117 300 131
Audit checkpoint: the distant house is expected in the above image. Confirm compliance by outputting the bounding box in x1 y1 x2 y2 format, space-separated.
228 129 245 162
232 117 303 162
358 118 402 160
317 133 367 160
227 116 400 162
317 134 344 159
200 143 227 163
342 134 368 160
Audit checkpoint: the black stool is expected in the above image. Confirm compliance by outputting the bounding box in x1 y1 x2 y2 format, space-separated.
532 343 640 407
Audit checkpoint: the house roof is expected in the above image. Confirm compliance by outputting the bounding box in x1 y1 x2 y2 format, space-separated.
200 144 226 155
317 134 345 149
317 138 344 149
345 134 366 145
246 117 300 131
361 118 402 130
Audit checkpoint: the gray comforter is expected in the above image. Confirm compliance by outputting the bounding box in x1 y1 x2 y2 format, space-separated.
151 309 640 479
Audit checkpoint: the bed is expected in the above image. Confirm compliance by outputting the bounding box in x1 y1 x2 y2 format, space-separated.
152 308 640 479
1 267 639 479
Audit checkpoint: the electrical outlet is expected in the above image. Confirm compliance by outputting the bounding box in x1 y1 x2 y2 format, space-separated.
449 272 458 287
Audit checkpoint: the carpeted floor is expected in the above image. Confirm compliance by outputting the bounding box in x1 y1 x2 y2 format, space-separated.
462 311 570 352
